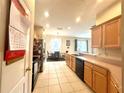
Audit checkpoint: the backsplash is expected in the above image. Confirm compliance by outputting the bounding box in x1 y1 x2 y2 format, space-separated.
92 48 122 61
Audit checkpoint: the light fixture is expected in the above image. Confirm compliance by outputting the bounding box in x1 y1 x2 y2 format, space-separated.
76 16 81 23
97 0 103 3
67 27 71 30
46 24 50 28
44 11 49 18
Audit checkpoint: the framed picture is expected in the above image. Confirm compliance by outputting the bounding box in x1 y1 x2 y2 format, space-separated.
66 40 70 46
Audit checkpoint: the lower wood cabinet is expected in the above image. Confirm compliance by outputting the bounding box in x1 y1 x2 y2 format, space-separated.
65 54 75 72
71 57 76 72
66 55 119 93
109 79 119 93
84 62 93 88
93 65 108 93
108 72 119 93
84 62 108 93
93 70 108 93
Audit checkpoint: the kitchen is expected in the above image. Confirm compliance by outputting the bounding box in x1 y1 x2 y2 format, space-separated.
33 0 122 93
0 0 123 93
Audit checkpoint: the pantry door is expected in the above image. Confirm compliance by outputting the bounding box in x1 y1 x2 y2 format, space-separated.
0 0 33 93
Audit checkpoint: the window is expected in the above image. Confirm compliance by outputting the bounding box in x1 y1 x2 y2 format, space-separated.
76 39 88 53
50 38 61 52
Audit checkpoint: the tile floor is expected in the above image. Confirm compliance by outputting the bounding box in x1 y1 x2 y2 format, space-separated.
33 61 94 93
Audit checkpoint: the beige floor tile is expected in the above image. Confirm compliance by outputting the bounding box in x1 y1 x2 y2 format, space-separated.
56 70 64 73
66 76 81 82
49 70 56 74
70 82 86 91
34 61 94 93
38 73 49 79
57 73 66 78
49 85 62 93
49 78 59 86
35 79 49 88
64 71 76 76
75 89 94 93
41 70 49 74
33 87 49 93
49 73 58 79
58 77 69 84
60 83 74 93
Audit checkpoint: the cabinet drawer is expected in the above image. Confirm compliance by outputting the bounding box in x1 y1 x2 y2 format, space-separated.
85 61 93 68
93 65 108 76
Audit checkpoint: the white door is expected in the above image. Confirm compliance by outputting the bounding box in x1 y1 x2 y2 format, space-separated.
1 30 32 93
24 28 33 93
0 0 32 93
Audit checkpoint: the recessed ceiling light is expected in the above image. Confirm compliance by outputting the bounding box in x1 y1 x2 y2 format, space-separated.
76 16 81 23
67 27 71 30
44 11 49 18
46 24 50 28
97 0 103 3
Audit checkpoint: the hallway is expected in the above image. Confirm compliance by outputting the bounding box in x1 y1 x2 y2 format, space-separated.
33 61 94 93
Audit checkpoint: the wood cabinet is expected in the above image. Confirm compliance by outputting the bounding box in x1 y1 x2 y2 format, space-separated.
84 62 93 88
108 73 119 93
103 18 120 48
84 62 108 93
65 54 76 72
71 56 76 72
65 54 70 66
91 25 102 48
93 65 108 93
66 55 119 93
91 16 121 48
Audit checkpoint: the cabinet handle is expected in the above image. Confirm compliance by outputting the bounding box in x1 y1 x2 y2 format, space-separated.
26 67 31 72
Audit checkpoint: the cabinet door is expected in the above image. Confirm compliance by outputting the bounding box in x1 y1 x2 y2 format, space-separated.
65 54 68 65
69 56 71 68
84 65 93 88
93 71 107 93
103 18 120 48
108 75 119 93
91 26 102 48
109 79 119 93
72 57 76 72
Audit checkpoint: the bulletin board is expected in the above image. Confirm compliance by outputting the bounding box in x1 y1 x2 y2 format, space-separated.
4 0 30 65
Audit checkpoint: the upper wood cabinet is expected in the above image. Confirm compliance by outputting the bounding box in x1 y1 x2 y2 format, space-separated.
103 18 121 48
91 25 102 48
91 16 121 48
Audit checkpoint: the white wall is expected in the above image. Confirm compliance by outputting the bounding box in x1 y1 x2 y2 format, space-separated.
44 35 91 54
96 1 121 25
34 26 44 39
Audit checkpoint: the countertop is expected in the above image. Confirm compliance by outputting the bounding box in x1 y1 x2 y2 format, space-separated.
70 55 122 93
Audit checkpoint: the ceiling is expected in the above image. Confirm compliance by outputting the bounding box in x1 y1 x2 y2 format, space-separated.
35 0 118 38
